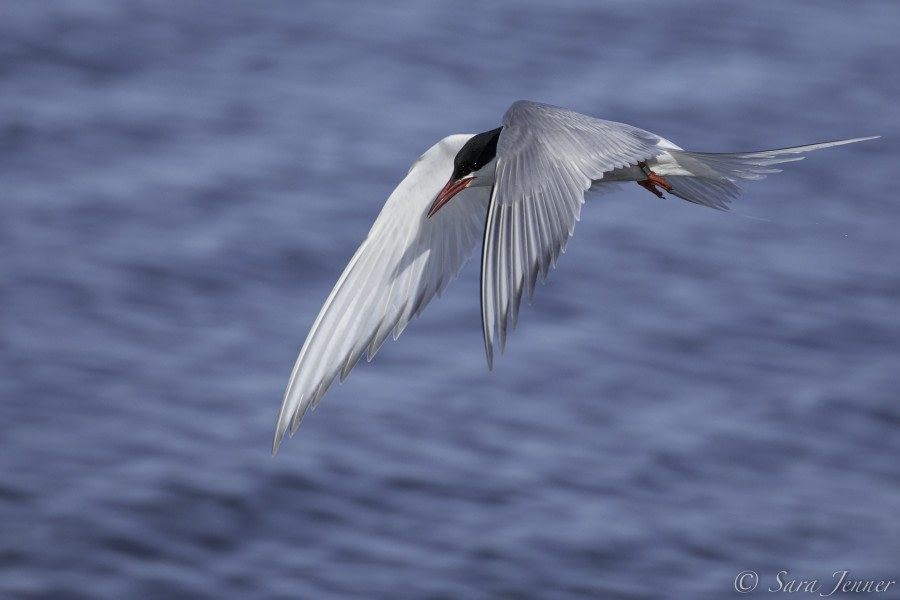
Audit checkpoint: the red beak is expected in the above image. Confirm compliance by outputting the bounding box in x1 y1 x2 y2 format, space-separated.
427 177 473 218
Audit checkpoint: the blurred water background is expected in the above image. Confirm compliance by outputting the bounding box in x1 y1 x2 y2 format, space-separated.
2 1 899 598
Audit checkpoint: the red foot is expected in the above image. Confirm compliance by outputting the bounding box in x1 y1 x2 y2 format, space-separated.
636 161 673 199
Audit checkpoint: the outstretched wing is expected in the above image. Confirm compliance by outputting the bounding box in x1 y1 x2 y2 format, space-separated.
274 134 490 452
481 101 665 367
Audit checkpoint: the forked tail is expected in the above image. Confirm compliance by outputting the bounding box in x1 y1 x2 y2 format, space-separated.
662 137 879 210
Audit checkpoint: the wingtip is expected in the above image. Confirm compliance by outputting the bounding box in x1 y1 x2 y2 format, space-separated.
272 396 295 455
483 335 494 371
272 399 302 455
272 423 287 456
834 135 880 146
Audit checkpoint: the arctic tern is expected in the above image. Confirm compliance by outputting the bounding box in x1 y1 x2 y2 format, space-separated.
273 100 876 452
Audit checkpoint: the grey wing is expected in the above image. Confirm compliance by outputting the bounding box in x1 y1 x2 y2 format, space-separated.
480 101 665 367
274 134 489 453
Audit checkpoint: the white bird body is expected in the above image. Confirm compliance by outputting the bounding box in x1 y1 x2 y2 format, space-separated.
273 100 876 452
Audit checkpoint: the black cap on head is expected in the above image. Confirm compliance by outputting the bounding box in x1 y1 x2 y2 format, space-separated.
451 127 502 181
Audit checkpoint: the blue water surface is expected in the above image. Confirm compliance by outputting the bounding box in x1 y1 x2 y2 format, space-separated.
2 2 899 598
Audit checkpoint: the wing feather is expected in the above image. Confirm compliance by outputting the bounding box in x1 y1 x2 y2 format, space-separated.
274 134 490 452
481 101 665 364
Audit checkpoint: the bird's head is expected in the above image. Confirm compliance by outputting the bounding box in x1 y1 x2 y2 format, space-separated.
427 126 502 217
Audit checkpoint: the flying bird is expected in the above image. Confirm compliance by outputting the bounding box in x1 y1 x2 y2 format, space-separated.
273 100 876 452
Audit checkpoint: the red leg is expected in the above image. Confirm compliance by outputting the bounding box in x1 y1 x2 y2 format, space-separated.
636 161 673 199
